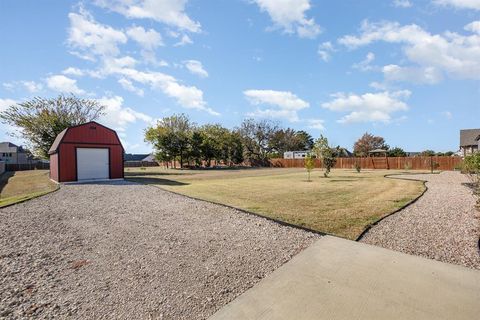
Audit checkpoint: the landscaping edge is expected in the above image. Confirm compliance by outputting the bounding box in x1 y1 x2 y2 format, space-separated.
127 172 429 241
355 173 431 241
0 185 60 209
126 177 329 238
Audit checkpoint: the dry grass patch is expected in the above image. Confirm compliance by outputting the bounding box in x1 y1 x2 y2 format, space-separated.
125 167 425 240
0 170 58 207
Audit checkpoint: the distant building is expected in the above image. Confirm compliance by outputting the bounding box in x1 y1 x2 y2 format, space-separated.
0 142 33 164
124 153 150 162
284 151 311 159
141 154 156 162
459 129 480 157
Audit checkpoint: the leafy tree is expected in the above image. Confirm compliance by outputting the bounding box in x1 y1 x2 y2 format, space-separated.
353 132 389 157
313 135 338 177
421 150 436 157
145 114 194 168
0 95 105 158
224 131 244 166
295 130 314 150
237 119 279 165
304 153 315 182
189 130 204 167
388 147 407 157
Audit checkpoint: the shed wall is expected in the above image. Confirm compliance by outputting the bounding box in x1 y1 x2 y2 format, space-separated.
58 144 123 182
49 153 59 181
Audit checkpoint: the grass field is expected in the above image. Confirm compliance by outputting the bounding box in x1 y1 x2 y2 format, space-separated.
125 167 426 239
0 170 58 207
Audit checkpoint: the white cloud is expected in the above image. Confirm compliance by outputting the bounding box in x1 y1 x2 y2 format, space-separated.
465 21 480 33
68 8 128 60
174 34 193 46
112 66 218 115
251 0 321 38
321 90 410 123
382 64 443 84
0 98 17 112
434 0 480 10
244 89 309 122
46 75 86 95
307 119 325 130
62 67 85 77
118 78 144 96
94 0 201 32
393 0 412 8
22 81 43 93
441 111 453 119
183 60 208 78
339 20 480 82
318 41 335 62
2 81 42 93
353 52 375 71
64 7 215 116
126 25 163 49
97 96 153 133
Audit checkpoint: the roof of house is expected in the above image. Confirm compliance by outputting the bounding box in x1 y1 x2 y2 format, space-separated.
124 153 150 161
0 142 26 153
460 129 480 147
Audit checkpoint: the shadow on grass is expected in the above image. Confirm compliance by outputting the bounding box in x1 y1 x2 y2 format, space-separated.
127 177 189 186
0 171 14 195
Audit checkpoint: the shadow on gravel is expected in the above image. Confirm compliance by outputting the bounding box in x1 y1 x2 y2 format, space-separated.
126 177 189 186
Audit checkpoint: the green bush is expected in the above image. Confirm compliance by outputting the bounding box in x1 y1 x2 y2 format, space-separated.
353 162 361 173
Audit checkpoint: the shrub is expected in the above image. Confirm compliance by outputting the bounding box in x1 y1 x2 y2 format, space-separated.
404 162 412 170
464 153 480 210
140 167 146 171
354 162 361 173
304 154 315 182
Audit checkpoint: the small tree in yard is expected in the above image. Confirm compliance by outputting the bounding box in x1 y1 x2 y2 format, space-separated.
464 153 480 210
0 95 105 158
304 153 315 182
313 135 338 178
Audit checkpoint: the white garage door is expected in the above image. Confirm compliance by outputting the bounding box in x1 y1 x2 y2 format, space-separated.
76 148 109 181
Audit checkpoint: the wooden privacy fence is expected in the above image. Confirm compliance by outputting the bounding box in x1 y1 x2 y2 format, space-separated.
124 161 159 167
6 162 50 171
270 156 463 171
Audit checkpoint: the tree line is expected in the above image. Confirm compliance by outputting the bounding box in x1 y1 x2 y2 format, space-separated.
0 95 457 162
144 115 315 168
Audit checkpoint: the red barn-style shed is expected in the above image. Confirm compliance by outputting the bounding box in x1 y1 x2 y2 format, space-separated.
49 121 124 182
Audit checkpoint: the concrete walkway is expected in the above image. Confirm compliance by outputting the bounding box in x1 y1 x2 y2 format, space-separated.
209 236 480 320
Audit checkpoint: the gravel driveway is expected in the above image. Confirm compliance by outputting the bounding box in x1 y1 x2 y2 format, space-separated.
361 171 480 270
0 181 318 319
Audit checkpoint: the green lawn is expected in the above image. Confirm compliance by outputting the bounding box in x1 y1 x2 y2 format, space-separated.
0 170 58 208
125 167 426 240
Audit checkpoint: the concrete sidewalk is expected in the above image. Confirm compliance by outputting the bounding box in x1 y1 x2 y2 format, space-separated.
209 236 480 320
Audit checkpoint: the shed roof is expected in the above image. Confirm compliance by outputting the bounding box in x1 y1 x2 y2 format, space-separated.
48 129 67 154
460 129 480 147
48 121 122 155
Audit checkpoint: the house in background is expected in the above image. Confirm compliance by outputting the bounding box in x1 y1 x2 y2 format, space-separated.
0 142 33 164
459 129 480 157
124 153 150 162
284 150 311 159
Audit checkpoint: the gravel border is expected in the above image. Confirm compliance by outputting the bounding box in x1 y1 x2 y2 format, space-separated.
0 181 319 319
360 171 480 269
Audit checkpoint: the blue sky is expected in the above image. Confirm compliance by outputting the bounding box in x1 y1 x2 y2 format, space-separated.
0 0 479 153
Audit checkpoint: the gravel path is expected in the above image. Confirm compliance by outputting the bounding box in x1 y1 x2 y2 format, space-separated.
0 181 318 319
361 171 480 270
